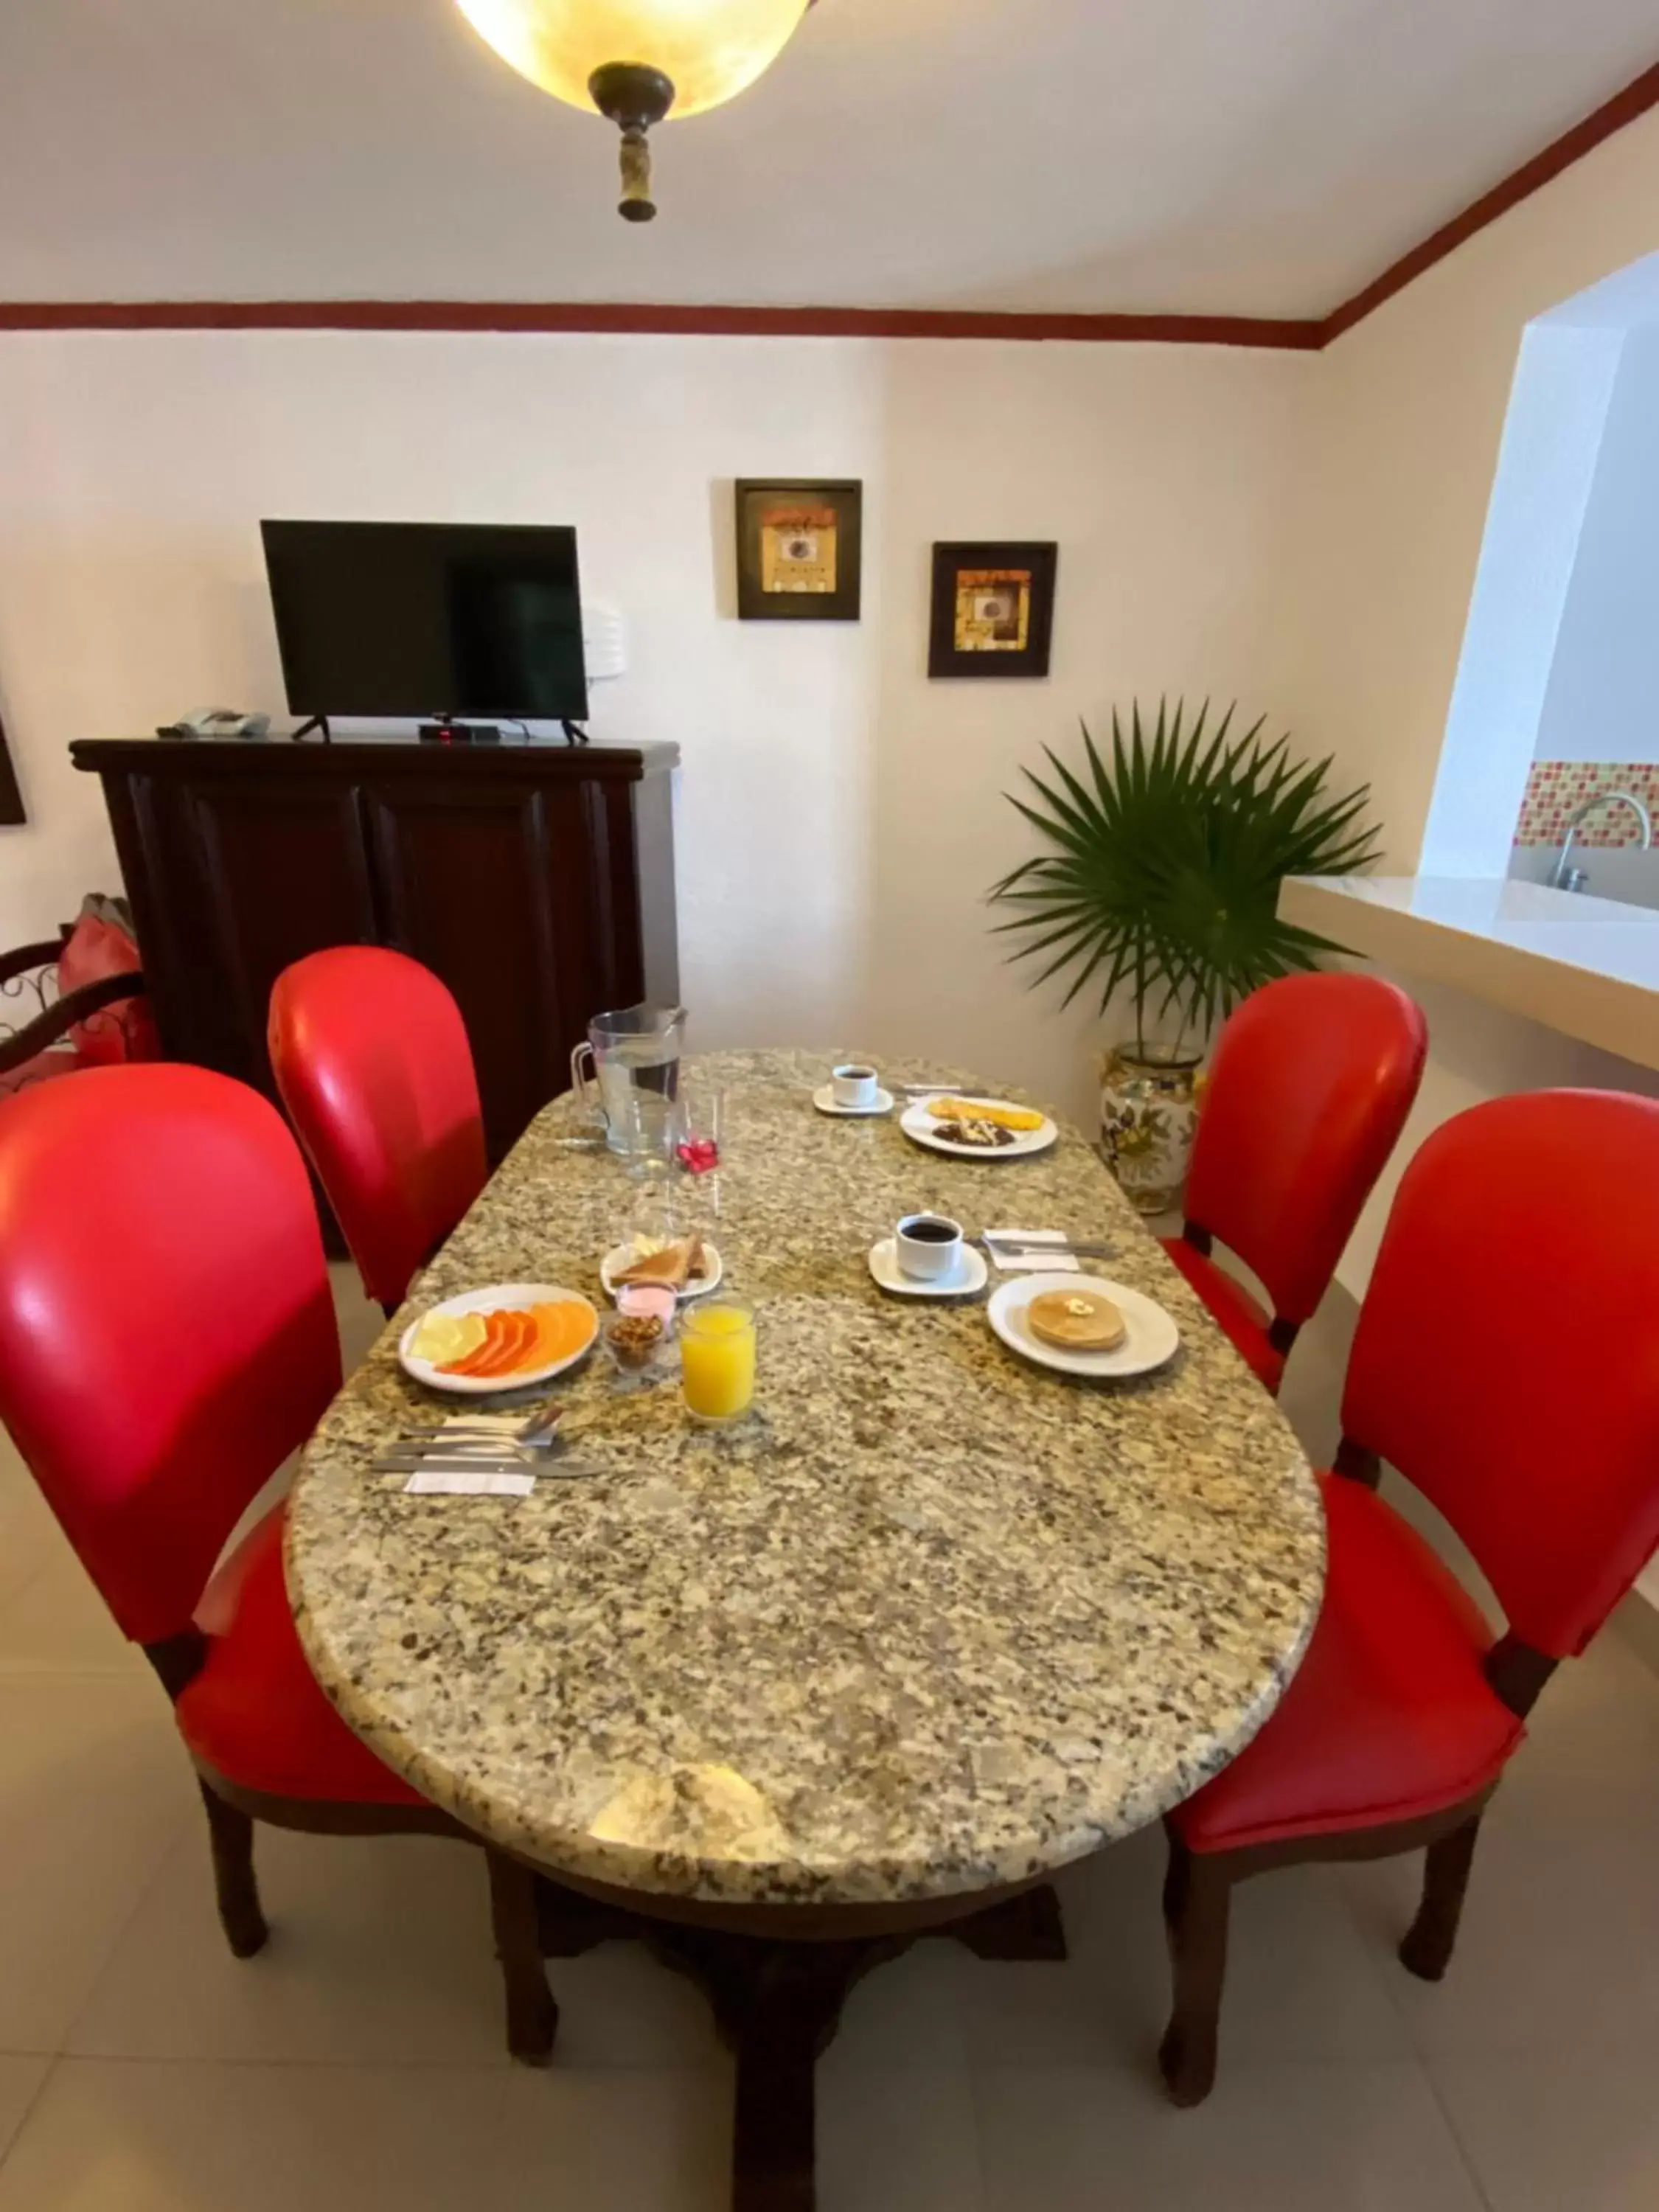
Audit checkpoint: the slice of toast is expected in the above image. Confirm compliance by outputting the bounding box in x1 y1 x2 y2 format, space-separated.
613 1237 705 1291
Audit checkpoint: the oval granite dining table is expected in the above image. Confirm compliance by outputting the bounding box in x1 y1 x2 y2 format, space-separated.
287 1048 1324 2210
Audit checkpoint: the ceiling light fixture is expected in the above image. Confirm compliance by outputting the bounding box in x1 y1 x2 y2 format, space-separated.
456 0 815 223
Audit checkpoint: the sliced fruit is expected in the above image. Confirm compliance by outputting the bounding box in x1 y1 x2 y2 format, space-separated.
410 1309 488 1366
529 1300 595 1368
470 1310 535 1378
928 1096 1044 1132
440 1309 521 1377
433 1297 597 1379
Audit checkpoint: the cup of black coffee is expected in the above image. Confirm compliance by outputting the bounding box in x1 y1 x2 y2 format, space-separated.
832 1062 880 1108
895 1212 964 1282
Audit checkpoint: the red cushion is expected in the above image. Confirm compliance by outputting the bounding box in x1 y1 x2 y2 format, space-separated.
57 912 156 1066
0 1050 83 1099
1173 1472 1524 1852
1162 1236 1284 1394
178 1502 423 1806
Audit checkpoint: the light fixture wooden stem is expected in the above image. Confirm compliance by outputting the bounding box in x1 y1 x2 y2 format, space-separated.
588 62 675 222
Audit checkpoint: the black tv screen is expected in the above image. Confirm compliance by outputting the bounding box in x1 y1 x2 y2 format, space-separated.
260 520 588 721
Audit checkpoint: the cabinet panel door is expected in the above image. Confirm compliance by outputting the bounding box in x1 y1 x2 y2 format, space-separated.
363 777 571 1159
187 777 377 1090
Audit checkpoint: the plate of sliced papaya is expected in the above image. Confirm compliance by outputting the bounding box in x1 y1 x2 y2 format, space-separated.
398 1283 599 1395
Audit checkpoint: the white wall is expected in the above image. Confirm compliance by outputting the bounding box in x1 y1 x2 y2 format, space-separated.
0 331 1307 1125
1281 101 1659 1296
1534 327 1659 764
1419 316 1622 877
1283 105 1659 872
6 104 1659 1293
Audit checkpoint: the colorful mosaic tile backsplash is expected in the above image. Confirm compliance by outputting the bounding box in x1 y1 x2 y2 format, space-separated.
1515 761 1659 846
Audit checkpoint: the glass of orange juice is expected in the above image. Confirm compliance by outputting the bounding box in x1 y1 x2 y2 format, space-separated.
680 1300 756 1423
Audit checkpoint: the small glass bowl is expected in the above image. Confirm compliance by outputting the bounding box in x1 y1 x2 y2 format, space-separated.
602 1284 678 1376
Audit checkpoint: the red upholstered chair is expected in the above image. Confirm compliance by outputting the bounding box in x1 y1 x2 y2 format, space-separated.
1162 973 1427 1393
1158 1088 1659 2107
268 947 487 1314
0 898 160 1099
0 1065 554 2063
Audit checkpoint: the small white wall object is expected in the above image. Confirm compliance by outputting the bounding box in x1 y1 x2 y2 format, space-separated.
582 598 627 683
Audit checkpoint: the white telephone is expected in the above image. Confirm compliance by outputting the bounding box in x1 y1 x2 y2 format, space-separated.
159 706 271 740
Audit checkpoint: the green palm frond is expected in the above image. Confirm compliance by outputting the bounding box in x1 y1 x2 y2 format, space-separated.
988 699 1380 1050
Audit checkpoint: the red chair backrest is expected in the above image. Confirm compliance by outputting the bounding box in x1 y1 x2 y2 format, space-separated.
268 947 487 1310
1343 1089 1659 1659
1184 973 1427 1323
0 1065 341 1646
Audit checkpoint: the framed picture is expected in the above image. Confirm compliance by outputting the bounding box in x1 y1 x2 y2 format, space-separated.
735 479 862 622
0 711 23 827
928 541 1058 679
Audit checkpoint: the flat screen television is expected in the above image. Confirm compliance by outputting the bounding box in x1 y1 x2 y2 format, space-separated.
260 520 589 722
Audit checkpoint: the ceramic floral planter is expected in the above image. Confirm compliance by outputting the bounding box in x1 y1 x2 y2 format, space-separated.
1099 1043 1203 1214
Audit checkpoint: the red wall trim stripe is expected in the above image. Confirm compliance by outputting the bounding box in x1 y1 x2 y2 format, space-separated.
0 298 1324 349
1 58 1655 350
1321 57 1659 341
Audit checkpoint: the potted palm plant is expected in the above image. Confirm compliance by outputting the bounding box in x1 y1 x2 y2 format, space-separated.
990 700 1380 1211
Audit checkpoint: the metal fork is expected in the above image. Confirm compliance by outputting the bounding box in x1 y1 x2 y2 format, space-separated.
400 1399 567 1448
896 1085 1007 1101
372 1402 600 1478
972 1234 1117 1259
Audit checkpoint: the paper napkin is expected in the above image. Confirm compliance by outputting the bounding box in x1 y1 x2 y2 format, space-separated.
403 1468 535 1497
984 1228 1081 1272
403 1413 536 1495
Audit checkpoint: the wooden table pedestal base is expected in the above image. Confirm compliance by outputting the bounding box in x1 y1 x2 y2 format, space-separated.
535 1877 1067 2211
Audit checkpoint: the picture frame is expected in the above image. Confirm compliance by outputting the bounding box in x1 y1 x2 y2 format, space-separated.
735 479 863 622
928 541 1058 680
0 711 23 827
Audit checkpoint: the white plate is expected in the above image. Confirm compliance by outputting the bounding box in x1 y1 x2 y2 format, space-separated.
987 1271 1179 1380
600 1241 724 1304
867 1236 989 1299
900 1096 1058 1158
813 1084 894 1117
398 1282 599 1396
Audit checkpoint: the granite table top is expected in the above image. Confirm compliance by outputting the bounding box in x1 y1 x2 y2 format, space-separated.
288 1049 1324 1910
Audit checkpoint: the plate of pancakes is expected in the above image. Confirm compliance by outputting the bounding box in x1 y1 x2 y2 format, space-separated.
986 1271 1179 1380
900 1093 1059 1158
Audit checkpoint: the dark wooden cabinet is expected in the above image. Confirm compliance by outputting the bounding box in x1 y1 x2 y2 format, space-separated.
74 736 679 1164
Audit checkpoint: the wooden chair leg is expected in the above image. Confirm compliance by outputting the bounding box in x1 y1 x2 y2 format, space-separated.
487 1848 558 2066
198 1780 269 1958
1158 1833 1232 2107
1399 1813 1483 1982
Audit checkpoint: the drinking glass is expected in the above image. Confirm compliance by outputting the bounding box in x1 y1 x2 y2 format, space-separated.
615 1091 678 1186
680 1300 756 1423
676 1081 723 1176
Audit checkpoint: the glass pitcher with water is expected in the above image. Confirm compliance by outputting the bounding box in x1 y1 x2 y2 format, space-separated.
571 1005 686 1157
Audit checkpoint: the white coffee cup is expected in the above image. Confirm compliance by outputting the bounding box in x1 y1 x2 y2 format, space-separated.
895 1212 964 1282
832 1062 880 1109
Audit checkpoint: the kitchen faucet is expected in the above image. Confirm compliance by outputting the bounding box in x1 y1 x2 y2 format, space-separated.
1548 789 1653 891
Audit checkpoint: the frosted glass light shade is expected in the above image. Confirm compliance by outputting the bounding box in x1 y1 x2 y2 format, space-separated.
456 0 812 121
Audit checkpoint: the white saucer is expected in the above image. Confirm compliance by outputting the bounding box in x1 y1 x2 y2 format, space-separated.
868 1237 989 1299
987 1271 1179 1379
814 1084 894 1117
600 1242 724 1304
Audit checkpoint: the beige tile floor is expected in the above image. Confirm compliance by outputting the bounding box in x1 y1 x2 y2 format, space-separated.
0 1262 1655 2210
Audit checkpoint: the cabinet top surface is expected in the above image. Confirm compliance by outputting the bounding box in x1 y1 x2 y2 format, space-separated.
72 734 678 777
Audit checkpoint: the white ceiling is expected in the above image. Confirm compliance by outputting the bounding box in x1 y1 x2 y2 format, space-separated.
0 0 1654 316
